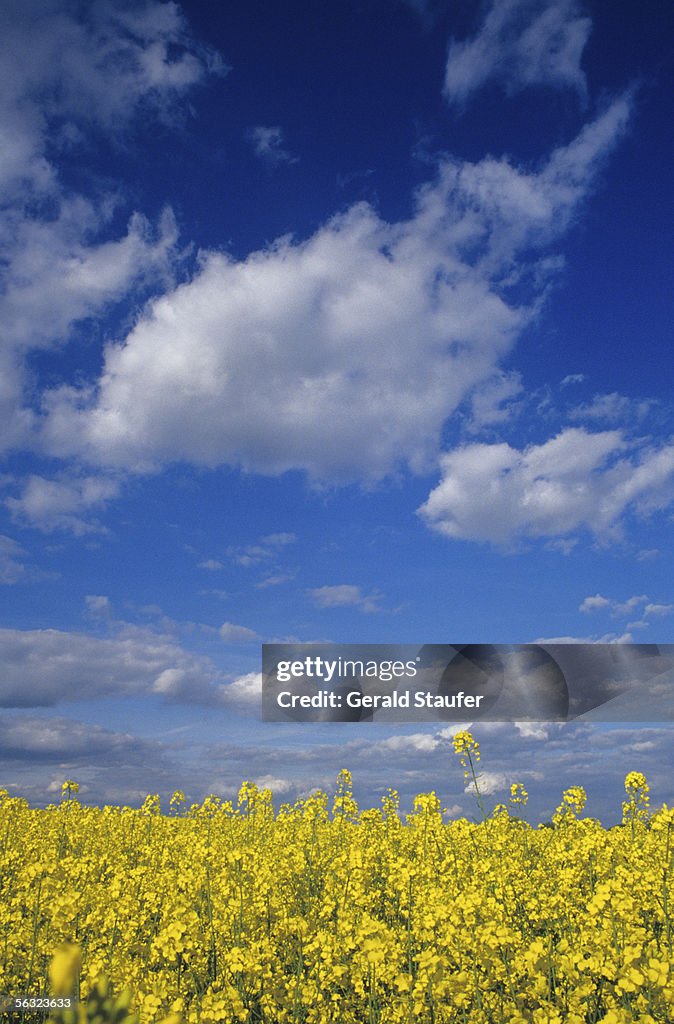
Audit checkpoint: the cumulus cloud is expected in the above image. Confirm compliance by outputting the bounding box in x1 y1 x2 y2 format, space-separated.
0 625 224 708
219 622 260 643
467 371 524 431
2 205 179 351
247 125 298 166
261 533 296 547
568 392 653 424
444 0 592 106
0 715 188 808
369 733 441 754
85 594 112 617
514 722 550 740
532 632 634 644
0 0 221 170
308 585 383 614
418 428 674 545
645 603 674 617
0 0 221 453
39 99 630 482
6 473 121 534
469 771 507 797
0 714 158 765
0 534 26 584
580 594 611 613
579 593 672 620
229 547 270 568
610 595 649 617
256 574 294 589
252 774 293 795
0 205 180 455
628 740 656 753
226 534 296 568
218 671 262 711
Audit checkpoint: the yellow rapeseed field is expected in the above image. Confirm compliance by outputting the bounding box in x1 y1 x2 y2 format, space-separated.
1 733 673 1023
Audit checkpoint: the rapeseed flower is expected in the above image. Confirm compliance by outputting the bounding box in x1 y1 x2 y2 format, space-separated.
1 762 672 1023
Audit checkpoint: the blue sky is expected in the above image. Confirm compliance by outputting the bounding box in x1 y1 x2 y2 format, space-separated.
1 0 673 823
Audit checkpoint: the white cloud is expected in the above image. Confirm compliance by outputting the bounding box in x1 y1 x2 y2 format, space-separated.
444 0 592 106
532 632 634 644
152 668 191 698
1 204 179 353
545 537 578 555
443 804 464 819
0 0 220 194
0 714 158 764
580 593 672 620
229 546 270 568
467 371 524 431
256 574 294 589
568 392 653 424
561 373 586 387
370 733 441 754
219 622 260 643
199 588 230 600
6 473 121 534
218 671 262 710
0 534 26 584
40 99 631 482
419 428 674 545
514 722 550 740
261 533 296 547
0 625 223 708
0 0 221 454
308 585 382 614
247 125 298 166
253 774 293 794
198 559 225 571
437 724 473 741
85 594 112 617
612 595 649 617
645 603 673 617
226 534 296 568
580 594 611 613
468 771 507 796
0 207 179 455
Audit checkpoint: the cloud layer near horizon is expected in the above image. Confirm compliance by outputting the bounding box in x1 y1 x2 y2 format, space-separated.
0 623 225 708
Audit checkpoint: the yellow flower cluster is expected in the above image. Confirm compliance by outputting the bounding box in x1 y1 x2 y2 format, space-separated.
509 783 529 806
451 730 480 762
0 767 673 1024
